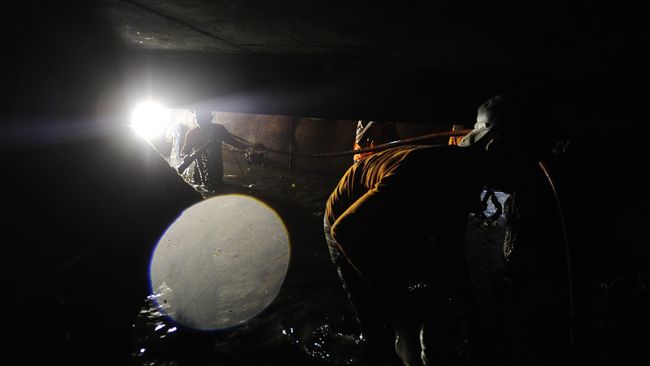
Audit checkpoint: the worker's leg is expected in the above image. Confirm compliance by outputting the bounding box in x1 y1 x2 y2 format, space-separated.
324 217 402 365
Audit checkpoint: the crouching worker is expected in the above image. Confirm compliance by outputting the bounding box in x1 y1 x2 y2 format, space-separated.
323 93 538 365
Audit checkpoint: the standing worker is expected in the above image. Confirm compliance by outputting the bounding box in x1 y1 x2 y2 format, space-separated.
179 110 251 193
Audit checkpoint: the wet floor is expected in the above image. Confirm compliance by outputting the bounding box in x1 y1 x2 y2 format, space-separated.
7 140 646 366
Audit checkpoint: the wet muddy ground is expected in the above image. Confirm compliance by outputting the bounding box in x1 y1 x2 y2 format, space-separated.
5 141 647 366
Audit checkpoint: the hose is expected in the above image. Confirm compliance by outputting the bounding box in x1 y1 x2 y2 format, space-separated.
233 128 473 158
538 161 575 346
178 129 471 173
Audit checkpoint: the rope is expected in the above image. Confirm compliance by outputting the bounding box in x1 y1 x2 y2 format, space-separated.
179 128 471 173
234 128 473 158
227 147 249 185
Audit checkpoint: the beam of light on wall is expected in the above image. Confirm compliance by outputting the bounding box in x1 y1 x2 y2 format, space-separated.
148 194 291 331
130 101 171 138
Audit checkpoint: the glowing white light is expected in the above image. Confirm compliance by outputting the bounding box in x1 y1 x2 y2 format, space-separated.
130 101 171 138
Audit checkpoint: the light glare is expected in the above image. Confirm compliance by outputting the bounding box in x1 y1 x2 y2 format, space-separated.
149 194 291 331
130 101 171 138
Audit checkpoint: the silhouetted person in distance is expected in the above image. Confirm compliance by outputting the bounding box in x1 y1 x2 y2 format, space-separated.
180 110 249 193
353 120 400 164
324 93 545 366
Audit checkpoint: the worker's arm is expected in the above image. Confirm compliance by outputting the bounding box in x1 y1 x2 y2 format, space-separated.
218 124 253 150
180 129 195 157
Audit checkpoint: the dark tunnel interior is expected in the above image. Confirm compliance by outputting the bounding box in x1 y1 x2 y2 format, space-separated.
2 1 649 365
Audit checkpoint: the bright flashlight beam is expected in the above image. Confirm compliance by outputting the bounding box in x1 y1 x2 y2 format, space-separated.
130 101 171 139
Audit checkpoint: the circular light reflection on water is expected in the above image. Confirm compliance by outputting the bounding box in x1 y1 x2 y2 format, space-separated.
149 194 290 331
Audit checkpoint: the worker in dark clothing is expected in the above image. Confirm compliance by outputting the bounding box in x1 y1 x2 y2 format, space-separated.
324 93 540 365
179 110 250 193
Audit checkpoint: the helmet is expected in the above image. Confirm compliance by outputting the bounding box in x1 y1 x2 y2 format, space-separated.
475 93 522 130
195 110 214 128
459 93 522 147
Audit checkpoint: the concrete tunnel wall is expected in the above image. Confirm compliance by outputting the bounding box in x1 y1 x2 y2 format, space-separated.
216 110 455 178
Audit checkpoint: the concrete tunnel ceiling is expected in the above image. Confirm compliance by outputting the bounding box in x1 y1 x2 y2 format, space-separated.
8 1 647 124
103 1 618 63
97 0 648 122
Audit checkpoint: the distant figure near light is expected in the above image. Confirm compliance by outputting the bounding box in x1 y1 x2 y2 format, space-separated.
353 120 399 164
179 110 249 192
